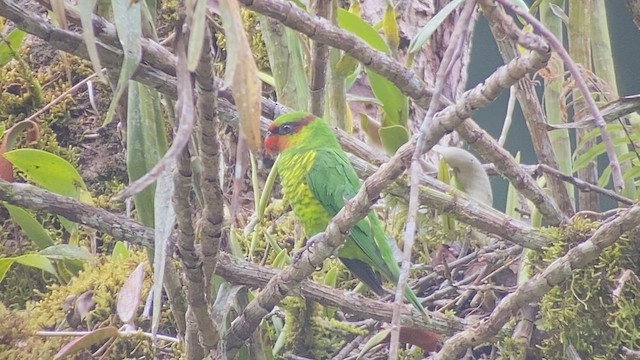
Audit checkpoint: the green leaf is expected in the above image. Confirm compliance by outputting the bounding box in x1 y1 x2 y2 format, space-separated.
112 241 130 260
408 0 464 55
271 248 291 269
574 123 626 151
366 69 408 126
0 258 15 284
357 328 391 359
264 231 283 253
0 28 26 67
359 113 382 148
379 125 409 154
104 0 142 125
78 0 106 82
3 149 93 204
382 4 399 51
573 136 631 173
407 0 465 57
337 9 390 54
3 203 54 249
126 83 165 227
437 158 455 231
39 244 93 262
14 254 57 275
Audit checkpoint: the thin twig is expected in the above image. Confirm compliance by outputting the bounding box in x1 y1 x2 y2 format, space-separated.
493 0 624 192
24 70 103 123
390 1 476 358
434 204 640 359
35 330 180 343
537 164 634 205
498 86 516 147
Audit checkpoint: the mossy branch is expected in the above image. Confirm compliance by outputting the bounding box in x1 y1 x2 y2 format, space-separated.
433 203 640 359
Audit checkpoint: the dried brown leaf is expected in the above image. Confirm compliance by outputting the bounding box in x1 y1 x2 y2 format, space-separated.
116 262 146 325
219 0 261 151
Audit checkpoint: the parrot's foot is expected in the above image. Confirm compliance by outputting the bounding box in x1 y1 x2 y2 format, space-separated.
291 240 324 271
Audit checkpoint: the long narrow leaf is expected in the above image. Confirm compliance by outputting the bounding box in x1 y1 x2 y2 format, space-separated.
3 203 54 249
78 0 106 81
407 0 465 57
152 159 175 336
104 0 142 125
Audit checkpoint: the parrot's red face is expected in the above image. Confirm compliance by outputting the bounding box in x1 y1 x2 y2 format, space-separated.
264 114 315 155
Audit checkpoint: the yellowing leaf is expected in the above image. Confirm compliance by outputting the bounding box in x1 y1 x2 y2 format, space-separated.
220 0 261 151
382 4 399 51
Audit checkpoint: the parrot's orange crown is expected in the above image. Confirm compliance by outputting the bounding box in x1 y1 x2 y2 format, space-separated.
264 112 316 154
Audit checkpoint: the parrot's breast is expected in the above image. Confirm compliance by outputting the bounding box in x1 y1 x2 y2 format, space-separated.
277 151 332 236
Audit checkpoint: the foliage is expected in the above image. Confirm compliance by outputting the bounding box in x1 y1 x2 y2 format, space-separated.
0 0 639 358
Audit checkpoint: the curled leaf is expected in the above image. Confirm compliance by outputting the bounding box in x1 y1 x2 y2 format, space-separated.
0 119 40 182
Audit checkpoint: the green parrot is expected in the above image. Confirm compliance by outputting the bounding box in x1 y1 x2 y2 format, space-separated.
264 111 426 315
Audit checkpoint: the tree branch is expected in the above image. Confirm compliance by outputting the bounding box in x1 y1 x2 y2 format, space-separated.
434 203 640 359
0 180 466 336
236 0 433 106
479 0 574 216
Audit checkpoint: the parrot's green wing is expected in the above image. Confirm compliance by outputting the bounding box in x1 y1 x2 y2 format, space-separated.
305 149 394 277
306 149 427 316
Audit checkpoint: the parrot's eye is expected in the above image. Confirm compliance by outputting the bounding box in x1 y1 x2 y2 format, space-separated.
279 124 294 135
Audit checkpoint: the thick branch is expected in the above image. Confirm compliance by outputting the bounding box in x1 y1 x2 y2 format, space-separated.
193 26 224 306
0 181 153 247
172 20 219 355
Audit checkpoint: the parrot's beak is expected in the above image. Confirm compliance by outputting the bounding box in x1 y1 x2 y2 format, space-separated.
264 131 278 155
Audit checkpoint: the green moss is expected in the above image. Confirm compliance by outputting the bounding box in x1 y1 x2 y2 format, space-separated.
213 8 271 75
534 219 640 359
0 251 179 359
281 296 367 359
